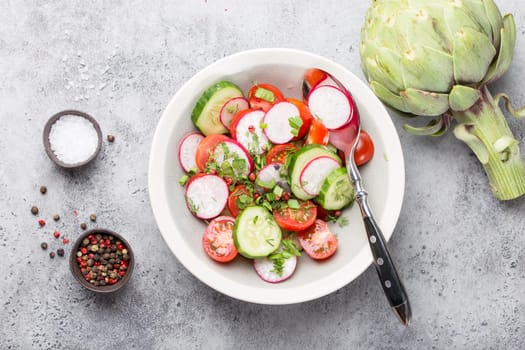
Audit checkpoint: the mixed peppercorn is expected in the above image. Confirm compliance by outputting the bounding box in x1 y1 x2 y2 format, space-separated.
75 233 130 286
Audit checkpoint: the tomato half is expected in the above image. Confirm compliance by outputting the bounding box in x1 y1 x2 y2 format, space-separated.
195 134 229 171
202 216 238 263
305 118 329 146
286 98 313 139
273 200 317 231
266 143 298 165
354 130 375 166
303 68 328 91
227 184 255 217
298 219 338 260
248 83 285 112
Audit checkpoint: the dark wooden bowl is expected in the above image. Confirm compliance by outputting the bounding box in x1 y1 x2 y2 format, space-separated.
69 228 135 293
43 110 102 169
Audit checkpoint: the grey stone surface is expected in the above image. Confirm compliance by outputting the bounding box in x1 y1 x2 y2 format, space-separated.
1 0 524 349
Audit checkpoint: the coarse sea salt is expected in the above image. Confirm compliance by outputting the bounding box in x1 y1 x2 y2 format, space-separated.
49 115 99 164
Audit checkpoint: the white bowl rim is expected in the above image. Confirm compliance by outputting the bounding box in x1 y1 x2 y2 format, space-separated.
148 48 405 305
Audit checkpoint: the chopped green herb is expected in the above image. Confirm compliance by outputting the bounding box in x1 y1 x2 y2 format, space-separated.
179 174 189 186
187 198 199 214
254 87 275 103
260 122 268 129
383 152 389 162
287 199 300 209
253 215 259 225
282 239 301 257
273 185 284 198
288 116 303 137
262 201 273 212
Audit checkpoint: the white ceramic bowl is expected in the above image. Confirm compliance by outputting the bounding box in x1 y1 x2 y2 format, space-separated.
149 48 405 305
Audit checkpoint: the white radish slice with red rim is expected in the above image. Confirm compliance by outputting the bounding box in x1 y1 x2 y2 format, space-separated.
262 101 301 144
253 255 298 283
308 85 353 130
233 110 268 155
211 139 254 177
300 156 341 196
185 174 229 219
178 132 204 172
220 97 249 129
256 162 285 189
315 76 338 89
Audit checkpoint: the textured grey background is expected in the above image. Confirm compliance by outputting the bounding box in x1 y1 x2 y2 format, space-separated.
1 1 524 349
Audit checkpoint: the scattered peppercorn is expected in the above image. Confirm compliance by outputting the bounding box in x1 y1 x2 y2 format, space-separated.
31 206 39 215
40 186 47 194
90 214 97 222
38 219 46 227
49 251 55 259
40 242 48 250
80 223 87 230
57 248 65 257
53 231 60 239
62 238 70 244
53 214 60 221
107 134 115 143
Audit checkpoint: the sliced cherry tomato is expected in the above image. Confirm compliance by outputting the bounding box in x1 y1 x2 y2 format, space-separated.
195 134 229 171
354 130 375 166
286 98 313 139
298 219 338 260
305 118 329 146
227 184 255 217
266 143 298 165
303 68 328 90
273 200 317 231
248 83 285 112
202 216 238 263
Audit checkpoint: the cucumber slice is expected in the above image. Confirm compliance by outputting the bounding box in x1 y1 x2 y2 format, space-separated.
233 206 282 258
191 81 244 136
288 144 341 200
315 167 355 210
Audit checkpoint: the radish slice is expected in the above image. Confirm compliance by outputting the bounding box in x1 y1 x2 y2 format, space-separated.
185 174 229 219
299 156 341 196
178 132 204 172
308 85 353 130
262 101 301 144
256 162 285 189
220 97 249 129
233 110 269 155
315 76 338 89
212 139 254 177
254 255 297 283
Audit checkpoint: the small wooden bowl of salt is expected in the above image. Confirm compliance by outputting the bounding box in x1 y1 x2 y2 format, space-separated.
43 110 103 169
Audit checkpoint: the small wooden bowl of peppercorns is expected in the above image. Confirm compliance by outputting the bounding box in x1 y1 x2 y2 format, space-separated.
69 229 134 293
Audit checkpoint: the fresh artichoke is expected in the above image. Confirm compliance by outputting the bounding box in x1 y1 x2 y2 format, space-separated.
360 0 525 200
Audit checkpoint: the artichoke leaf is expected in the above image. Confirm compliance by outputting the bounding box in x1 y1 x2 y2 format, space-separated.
494 93 525 119
403 116 446 136
482 0 504 49
453 26 496 84
481 14 516 85
401 88 450 116
462 0 497 41
361 41 406 93
449 85 482 111
453 123 489 164
370 81 410 113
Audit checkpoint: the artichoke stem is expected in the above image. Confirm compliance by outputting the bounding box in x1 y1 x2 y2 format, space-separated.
452 86 525 200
